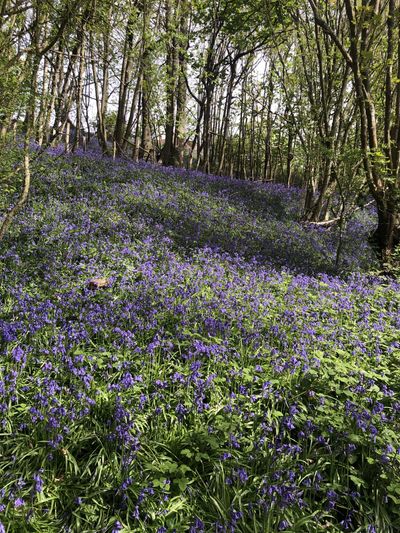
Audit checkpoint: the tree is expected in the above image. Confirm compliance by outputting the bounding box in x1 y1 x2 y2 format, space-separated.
309 0 400 262
0 0 93 242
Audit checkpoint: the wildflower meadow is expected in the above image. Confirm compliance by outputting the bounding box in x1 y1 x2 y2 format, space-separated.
0 152 399 532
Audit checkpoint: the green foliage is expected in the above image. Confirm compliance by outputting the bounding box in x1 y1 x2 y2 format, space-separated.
0 142 24 212
0 23 29 119
193 0 293 50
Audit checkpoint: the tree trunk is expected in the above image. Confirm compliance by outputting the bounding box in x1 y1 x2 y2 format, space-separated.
114 12 135 156
217 59 237 174
139 1 153 161
175 0 189 166
371 198 400 263
73 39 85 151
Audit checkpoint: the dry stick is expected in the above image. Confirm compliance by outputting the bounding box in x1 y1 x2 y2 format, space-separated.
0 120 71 243
305 200 375 227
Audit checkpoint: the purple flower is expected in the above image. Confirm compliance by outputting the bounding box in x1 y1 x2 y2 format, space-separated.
345 443 356 455
112 521 123 533
230 509 243 523
120 477 132 491
12 346 26 365
14 498 25 508
340 514 353 530
326 489 337 501
229 434 240 449
189 517 205 532
33 472 44 493
175 403 188 420
220 452 232 461
235 468 249 484
326 489 338 510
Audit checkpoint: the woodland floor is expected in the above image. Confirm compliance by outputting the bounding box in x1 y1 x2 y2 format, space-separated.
0 152 399 532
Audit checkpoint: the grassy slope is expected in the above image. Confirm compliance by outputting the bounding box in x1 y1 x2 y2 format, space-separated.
0 153 399 532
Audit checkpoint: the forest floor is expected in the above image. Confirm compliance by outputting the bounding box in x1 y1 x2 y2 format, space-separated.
0 152 400 532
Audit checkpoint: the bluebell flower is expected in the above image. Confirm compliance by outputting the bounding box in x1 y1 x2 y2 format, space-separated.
33 472 44 493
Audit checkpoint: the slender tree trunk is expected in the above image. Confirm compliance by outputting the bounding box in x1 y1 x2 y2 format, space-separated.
139 1 153 161
114 11 135 156
73 39 86 151
124 67 141 151
91 34 109 155
217 59 237 174
36 55 49 146
162 0 178 166
175 0 189 166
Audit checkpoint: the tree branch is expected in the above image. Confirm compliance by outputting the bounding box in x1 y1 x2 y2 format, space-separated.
308 0 354 69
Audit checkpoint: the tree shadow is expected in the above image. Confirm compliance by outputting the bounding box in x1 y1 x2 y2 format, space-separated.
115 164 374 275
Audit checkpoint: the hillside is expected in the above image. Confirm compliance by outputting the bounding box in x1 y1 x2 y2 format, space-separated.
0 153 400 532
